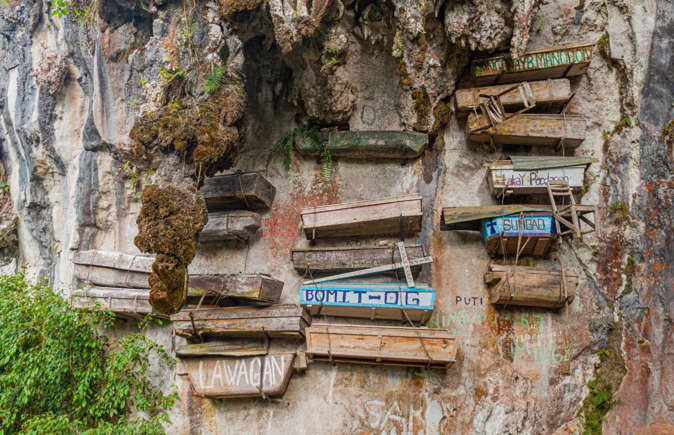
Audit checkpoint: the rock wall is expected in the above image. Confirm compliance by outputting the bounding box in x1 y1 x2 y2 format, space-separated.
0 0 671 433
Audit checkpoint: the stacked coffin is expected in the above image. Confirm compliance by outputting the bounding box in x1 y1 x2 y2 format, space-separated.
295 196 457 369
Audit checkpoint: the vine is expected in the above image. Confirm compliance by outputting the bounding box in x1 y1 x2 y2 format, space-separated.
266 126 333 184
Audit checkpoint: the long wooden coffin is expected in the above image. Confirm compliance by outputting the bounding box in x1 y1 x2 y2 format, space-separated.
456 79 572 115
299 282 435 322
306 324 457 369
189 274 283 306
200 211 261 243
487 156 592 198
484 264 578 309
171 305 311 340
295 131 428 159
301 195 422 239
467 113 586 148
71 287 162 318
471 41 595 85
291 245 427 274
180 353 296 399
176 340 267 357
200 172 276 211
481 214 557 256
73 250 154 289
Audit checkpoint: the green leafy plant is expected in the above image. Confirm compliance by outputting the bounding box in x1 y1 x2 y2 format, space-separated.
159 67 185 83
139 77 149 89
202 64 227 95
0 272 176 434
319 143 333 185
0 182 8 192
266 126 321 173
50 0 98 25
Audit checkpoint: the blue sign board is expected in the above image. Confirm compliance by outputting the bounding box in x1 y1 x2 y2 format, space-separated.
481 215 556 242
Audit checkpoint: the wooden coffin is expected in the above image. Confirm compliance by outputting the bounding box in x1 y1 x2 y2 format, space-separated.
456 79 572 115
300 195 423 239
487 156 592 198
71 287 162 318
299 282 435 322
200 172 276 211
200 211 261 243
176 340 268 358
171 305 311 340
189 274 283 306
471 41 595 85
467 113 587 148
73 250 153 289
181 353 295 399
295 131 428 159
481 214 557 256
484 264 578 309
291 245 427 275
306 324 457 369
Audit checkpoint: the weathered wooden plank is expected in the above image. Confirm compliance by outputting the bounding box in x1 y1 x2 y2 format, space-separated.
171 305 310 340
200 172 276 211
181 353 295 399
456 79 572 114
471 42 595 85
299 282 435 322
301 196 423 239
73 250 153 288
306 324 456 369
467 113 587 148
175 340 267 357
484 264 578 309
200 211 261 243
487 158 589 197
482 214 558 256
292 245 427 275
188 274 283 306
295 131 428 159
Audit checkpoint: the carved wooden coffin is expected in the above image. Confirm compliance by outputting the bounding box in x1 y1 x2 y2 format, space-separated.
73 250 153 289
200 211 261 243
295 131 428 159
456 79 572 115
189 274 283 306
180 353 296 399
300 195 423 239
471 42 595 85
291 245 427 275
484 264 578 309
171 305 311 340
200 172 276 211
487 156 592 197
70 287 160 318
467 113 587 148
299 282 434 322
481 214 557 256
306 324 457 369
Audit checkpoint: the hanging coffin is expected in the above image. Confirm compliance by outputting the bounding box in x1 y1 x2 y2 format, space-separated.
70 287 163 318
73 250 154 289
200 172 276 211
299 282 435 322
189 274 283 306
456 79 572 115
305 324 457 369
291 245 427 275
171 305 311 340
487 156 593 198
179 353 296 399
471 41 595 85
300 195 423 239
199 211 261 243
295 131 428 159
175 340 268 357
480 214 557 256
484 264 578 309
467 113 587 148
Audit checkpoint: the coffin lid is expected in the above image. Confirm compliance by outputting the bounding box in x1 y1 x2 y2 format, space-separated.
441 205 552 231
507 156 595 170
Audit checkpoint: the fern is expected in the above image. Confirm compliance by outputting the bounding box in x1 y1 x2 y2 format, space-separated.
319 142 333 184
203 64 227 95
266 126 322 174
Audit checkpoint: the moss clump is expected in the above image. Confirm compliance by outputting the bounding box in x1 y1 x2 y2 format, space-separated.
608 201 630 225
217 0 262 16
412 88 430 131
134 185 207 315
399 60 411 87
432 101 451 133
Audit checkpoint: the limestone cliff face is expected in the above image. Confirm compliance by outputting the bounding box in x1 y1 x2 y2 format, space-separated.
0 0 671 433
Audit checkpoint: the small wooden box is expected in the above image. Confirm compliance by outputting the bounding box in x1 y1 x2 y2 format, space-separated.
200 172 276 211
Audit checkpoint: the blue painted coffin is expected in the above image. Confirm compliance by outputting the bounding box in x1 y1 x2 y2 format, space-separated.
480 215 557 241
299 282 435 322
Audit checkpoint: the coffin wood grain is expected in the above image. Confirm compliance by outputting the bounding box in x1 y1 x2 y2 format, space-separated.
306 324 456 369
175 341 268 357
188 274 283 305
484 235 557 256
74 250 153 288
455 79 572 114
295 131 428 159
292 245 427 274
300 196 422 239
200 172 276 211
200 211 261 242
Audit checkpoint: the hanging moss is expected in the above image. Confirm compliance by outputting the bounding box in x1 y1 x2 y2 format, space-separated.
412 87 430 132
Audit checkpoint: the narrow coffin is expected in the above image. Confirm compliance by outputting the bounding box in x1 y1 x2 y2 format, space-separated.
487 156 593 198
299 282 435 322
484 264 578 309
200 211 261 242
200 172 276 211
300 195 422 239
175 340 268 358
292 245 427 274
471 41 595 85
189 274 283 306
295 131 428 159
306 324 457 369
73 250 154 289
467 113 587 148
456 79 572 114
171 305 311 340
180 353 296 399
